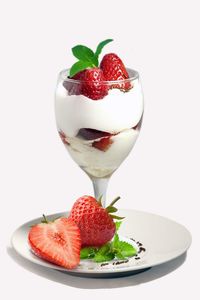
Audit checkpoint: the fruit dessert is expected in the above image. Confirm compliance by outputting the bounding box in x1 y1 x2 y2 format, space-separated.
28 195 138 269
55 39 143 178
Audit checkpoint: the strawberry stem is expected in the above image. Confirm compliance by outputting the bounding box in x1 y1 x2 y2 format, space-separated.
42 214 48 224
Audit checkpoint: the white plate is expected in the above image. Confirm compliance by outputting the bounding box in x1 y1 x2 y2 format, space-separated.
11 209 192 278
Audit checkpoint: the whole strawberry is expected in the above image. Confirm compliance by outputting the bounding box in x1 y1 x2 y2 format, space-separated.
100 53 131 91
69 195 123 247
28 216 81 269
81 68 108 100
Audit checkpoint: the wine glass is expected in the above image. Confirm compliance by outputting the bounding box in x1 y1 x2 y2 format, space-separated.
55 68 143 207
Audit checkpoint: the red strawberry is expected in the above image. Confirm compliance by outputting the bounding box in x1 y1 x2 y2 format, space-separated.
64 68 108 100
58 130 70 145
100 53 131 91
81 68 108 100
63 71 85 96
69 195 123 247
78 128 111 140
92 136 113 151
28 216 81 269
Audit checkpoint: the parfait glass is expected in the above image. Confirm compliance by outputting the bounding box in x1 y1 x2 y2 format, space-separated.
55 68 144 207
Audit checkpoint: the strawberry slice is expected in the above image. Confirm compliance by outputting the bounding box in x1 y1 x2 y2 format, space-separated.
78 128 111 140
59 131 70 145
92 136 113 151
28 217 81 269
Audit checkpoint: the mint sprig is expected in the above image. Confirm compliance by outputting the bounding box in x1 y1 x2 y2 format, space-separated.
94 39 113 59
80 247 98 259
70 61 93 78
80 221 137 263
69 39 113 77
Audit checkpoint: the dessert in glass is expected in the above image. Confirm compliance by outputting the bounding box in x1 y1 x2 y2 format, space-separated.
55 40 144 206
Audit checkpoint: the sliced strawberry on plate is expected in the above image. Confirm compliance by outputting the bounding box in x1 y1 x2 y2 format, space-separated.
69 195 123 247
92 136 113 151
28 216 81 269
100 53 131 91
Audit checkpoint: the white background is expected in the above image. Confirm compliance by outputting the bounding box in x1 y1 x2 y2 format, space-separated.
1 0 200 299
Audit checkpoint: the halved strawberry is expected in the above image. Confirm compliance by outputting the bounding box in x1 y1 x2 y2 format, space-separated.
100 53 131 91
28 217 81 269
92 136 113 151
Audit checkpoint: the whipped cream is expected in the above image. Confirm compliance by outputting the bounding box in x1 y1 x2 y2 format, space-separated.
66 129 139 178
55 79 143 137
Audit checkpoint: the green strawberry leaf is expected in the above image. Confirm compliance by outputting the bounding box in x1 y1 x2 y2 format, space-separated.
109 196 121 207
106 206 118 213
69 60 93 77
116 241 137 257
72 45 98 67
80 247 98 259
95 39 113 59
110 214 125 220
115 221 122 231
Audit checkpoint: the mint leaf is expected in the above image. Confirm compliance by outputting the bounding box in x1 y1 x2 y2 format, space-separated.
115 252 126 260
115 221 122 231
94 243 114 262
95 243 111 255
80 247 97 259
95 39 113 59
116 241 137 258
94 252 115 262
112 233 119 248
69 60 93 77
72 45 98 67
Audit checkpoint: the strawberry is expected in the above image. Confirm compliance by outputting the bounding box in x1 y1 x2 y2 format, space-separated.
63 68 108 100
69 195 123 247
100 53 131 91
58 130 70 145
63 71 85 96
78 128 111 140
28 216 81 269
80 68 108 100
92 136 113 151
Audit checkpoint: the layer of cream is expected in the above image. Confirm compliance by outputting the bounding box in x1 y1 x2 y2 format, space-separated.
55 79 143 137
66 129 139 178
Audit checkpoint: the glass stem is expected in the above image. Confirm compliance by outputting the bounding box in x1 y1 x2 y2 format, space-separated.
92 177 110 207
